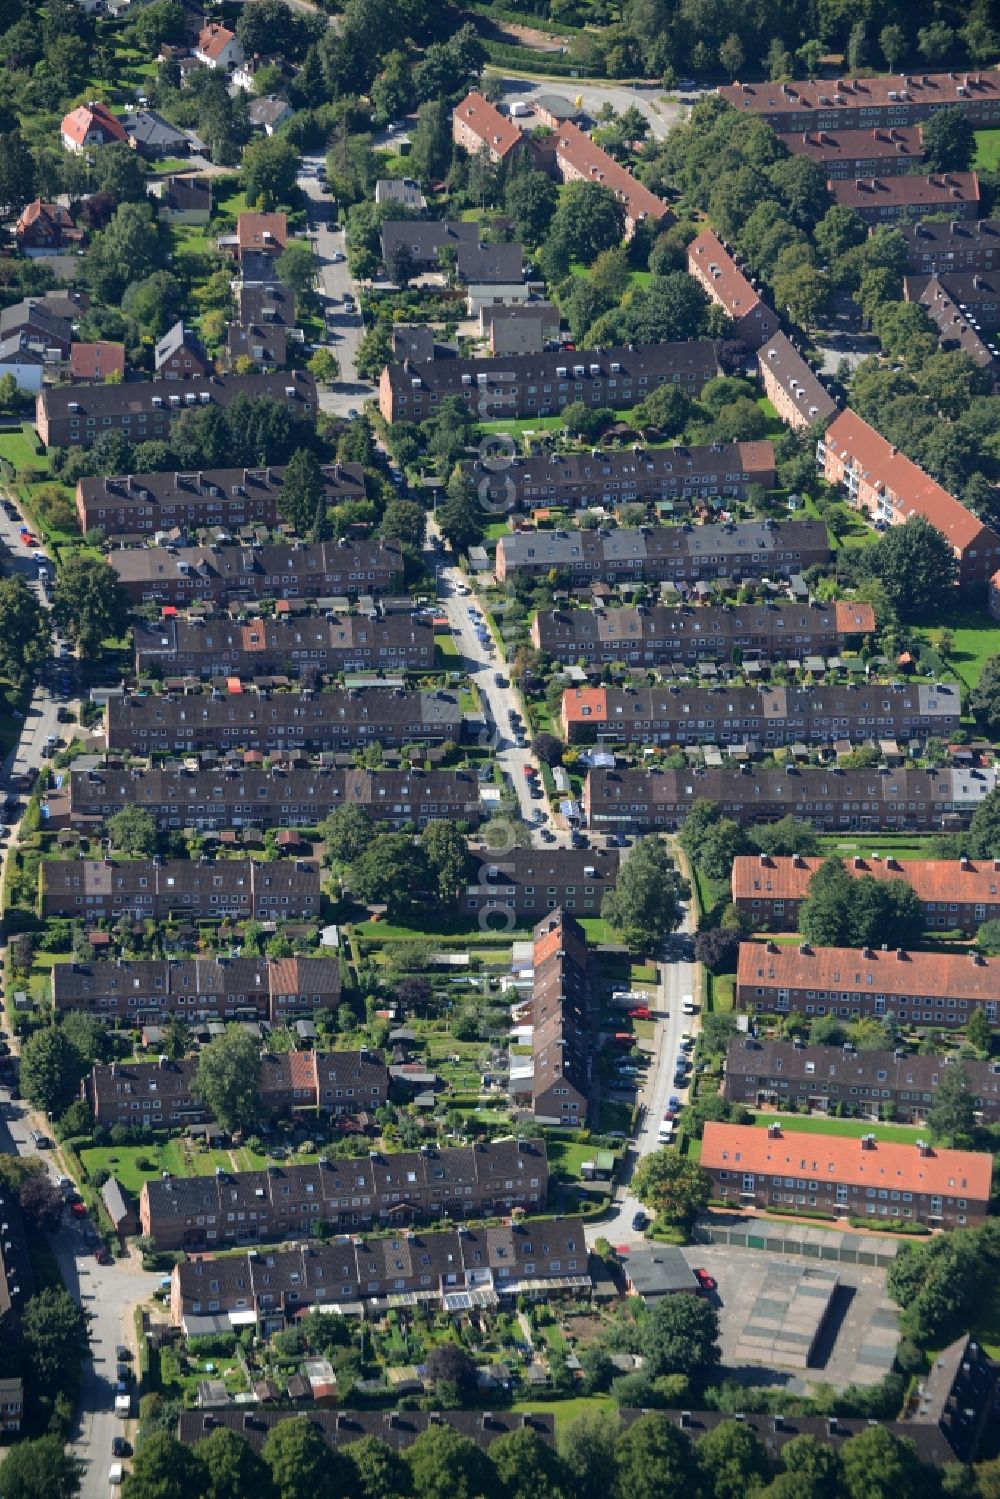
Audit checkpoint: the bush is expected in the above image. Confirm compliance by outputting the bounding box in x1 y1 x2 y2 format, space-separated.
89 1166 111 1190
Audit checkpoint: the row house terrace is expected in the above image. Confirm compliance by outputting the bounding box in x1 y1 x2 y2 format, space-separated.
827 171 979 224
583 764 1000 835
378 340 721 425
111 537 404 607
722 1035 1000 1125
732 852 1000 936
52 955 342 1025
76 464 364 539
40 856 319 922
132 612 434 678
776 125 924 176
87 1049 389 1131
461 846 619 921
64 764 483 832
142 1138 549 1250
901 219 1000 274
531 599 875 666
179 1410 556 1458
463 440 775 514
495 518 830 585
105 685 463 754
717 69 1000 131
170 1215 588 1329
700 1120 991 1228
757 334 838 432
687 230 781 349
531 911 590 1125
559 679 950 746
736 939 1000 1029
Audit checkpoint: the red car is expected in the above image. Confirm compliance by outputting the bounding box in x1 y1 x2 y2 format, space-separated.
694 1268 716 1292
70 1202 87 1218
20 533 36 547
522 765 536 779
627 1006 650 1020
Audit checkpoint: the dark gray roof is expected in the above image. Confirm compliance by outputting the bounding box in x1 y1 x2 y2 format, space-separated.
0 335 45 365
237 282 295 326
455 241 524 285
179 1408 555 1455
725 1035 1000 1104
123 110 188 151
624 1245 699 1297
227 323 287 365
247 96 292 130
40 370 317 422
392 325 435 363
0 299 72 343
155 320 204 369
380 219 478 266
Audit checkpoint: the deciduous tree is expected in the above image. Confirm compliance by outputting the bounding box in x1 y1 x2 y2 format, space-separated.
0 1435 83 1499
52 555 130 661
631 1149 711 1226
20 1026 86 1118
602 836 685 952
108 807 158 858
192 1026 262 1134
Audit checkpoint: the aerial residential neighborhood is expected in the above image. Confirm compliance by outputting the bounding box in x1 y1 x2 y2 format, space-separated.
0 3 1000 1499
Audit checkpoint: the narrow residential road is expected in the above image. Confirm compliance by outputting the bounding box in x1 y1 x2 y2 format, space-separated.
296 155 371 417
0 1096 157 1499
586 911 699 1247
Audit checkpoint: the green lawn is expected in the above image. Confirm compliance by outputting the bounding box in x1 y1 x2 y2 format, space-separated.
476 415 565 436
546 1138 602 1179
706 972 735 1012
578 917 613 943
817 833 940 860
750 1112 924 1143
974 129 1000 171
510 1395 615 1429
80 1141 234 1195
971 1275 1000 1358
755 396 786 440
435 633 459 662
911 602 1000 688
0 422 48 475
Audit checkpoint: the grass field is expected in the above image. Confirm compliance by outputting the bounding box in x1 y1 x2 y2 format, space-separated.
578 916 613 944
546 1138 602 1179
974 129 1000 171
0 422 48 475
510 1395 615 1429
80 1141 234 1195
913 603 1000 688
750 1112 924 1143
971 1277 1000 1358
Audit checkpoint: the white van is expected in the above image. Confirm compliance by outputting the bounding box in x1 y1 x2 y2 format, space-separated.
681 995 697 1014
658 1120 675 1144
509 100 530 117
109 1463 125 1487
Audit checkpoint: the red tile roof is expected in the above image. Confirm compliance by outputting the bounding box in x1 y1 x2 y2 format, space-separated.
719 69 1000 116
61 102 127 149
777 126 923 163
823 409 991 554
733 853 1000 907
552 120 672 227
69 342 125 381
197 23 237 62
688 228 762 319
562 687 607 724
701 1120 993 1202
454 91 525 161
829 171 979 211
288 1051 317 1092
833 599 876 632
737 938 1000 1003
236 212 287 253
16 200 76 235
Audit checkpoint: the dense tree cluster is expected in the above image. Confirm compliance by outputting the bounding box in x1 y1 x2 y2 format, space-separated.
799 857 926 950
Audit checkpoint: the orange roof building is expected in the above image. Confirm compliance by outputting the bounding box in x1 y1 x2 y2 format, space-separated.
718 70 1000 132
452 91 531 165
701 1120 992 1227
687 229 780 349
827 170 979 223
69 342 125 382
776 125 924 177
551 120 673 239
15 200 81 252
736 938 1000 1030
235 212 287 258
194 22 244 71
61 102 127 154
733 852 1000 937
819 408 1000 588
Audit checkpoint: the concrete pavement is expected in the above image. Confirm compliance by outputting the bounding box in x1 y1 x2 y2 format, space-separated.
490 75 692 140
297 155 372 418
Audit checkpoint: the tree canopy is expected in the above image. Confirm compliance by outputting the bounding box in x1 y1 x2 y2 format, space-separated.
602 836 686 952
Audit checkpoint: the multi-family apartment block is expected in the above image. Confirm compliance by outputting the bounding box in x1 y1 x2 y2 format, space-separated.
35 370 316 449
496 518 829 585
827 170 979 223
179 1410 556 1459
106 686 463 754
717 70 1000 131
687 230 781 348
76 464 364 538
461 847 619 921
733 852 1000 936
548 119 672 238
87 1050 389 1131
917 277 1000 384
464 440 775 514
40 856 319 922
63 764 483 833
583 764 1000 835
142 1137 549 1250
901 219 1000 274
531 911 590 1125
53 955 343 1025
905 269 1000 319
776 125 924 176
757 334 838 432
532 599 875 666
701 1119 991 1228
170 1214 588 1329
736 939 1000 1028
561 680 957 746
722 1036 1000 1125
132 612 434 677
379 341 720 424
818 409 1000 589
111 537 404 607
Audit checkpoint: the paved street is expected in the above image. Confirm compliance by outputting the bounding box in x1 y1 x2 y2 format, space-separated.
0 1094 157 1499
297 155 371 418
586 919 698 1246
491 75 696 140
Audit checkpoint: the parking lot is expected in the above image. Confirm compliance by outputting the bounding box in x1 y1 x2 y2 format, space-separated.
681 1245 899 1392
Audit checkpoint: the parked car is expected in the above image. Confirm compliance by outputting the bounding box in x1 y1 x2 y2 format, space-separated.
627 1006 650 1020
70 1201 87 1218
694 1267 717 1292
632 1210 647 1231
112 1438 132 1459
96 1247 113 1266
668 1095 681 1111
